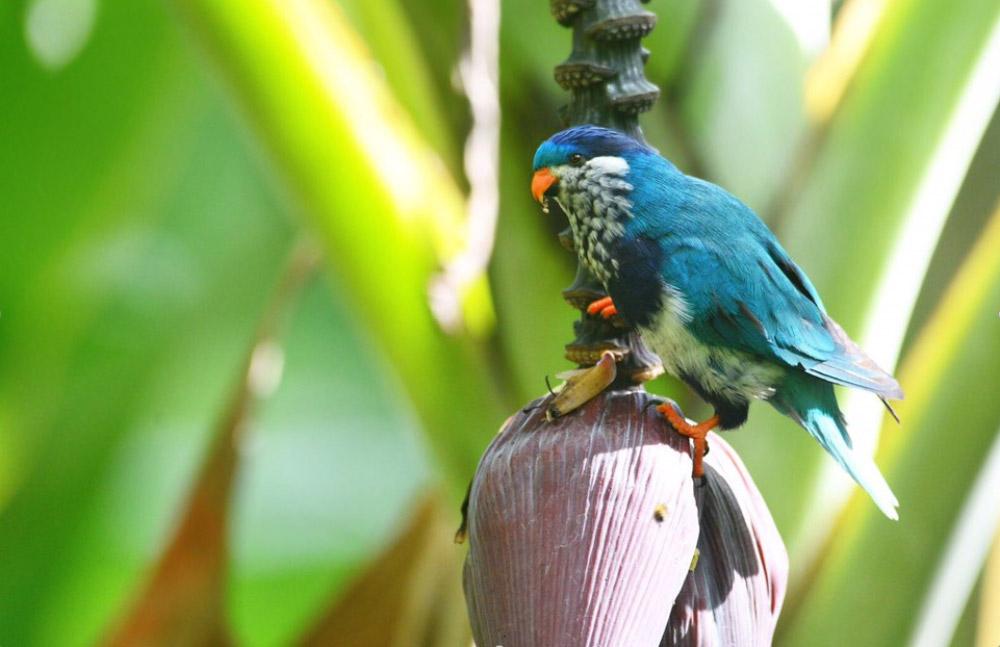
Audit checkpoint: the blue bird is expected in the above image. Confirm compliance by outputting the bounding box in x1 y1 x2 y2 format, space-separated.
531 125 903 519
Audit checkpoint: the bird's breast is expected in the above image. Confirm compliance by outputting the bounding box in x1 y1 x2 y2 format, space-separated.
559 189 630 285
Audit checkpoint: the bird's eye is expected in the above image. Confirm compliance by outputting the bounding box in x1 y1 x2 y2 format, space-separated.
569 153 585 167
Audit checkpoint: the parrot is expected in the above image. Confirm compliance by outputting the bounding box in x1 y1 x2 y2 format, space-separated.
531 125 903 519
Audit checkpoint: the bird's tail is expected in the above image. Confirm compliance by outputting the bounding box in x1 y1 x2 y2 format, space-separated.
773 377 899 520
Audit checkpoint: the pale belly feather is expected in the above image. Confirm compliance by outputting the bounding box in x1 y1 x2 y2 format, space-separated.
638 297 782 404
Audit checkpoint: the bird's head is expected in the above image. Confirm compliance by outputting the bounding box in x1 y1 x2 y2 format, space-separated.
530 125 652 204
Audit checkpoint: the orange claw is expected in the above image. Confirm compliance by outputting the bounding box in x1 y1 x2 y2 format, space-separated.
657 404 720 478
586 296 618 319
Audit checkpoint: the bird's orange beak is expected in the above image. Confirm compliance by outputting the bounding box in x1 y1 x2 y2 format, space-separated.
531 168 557 203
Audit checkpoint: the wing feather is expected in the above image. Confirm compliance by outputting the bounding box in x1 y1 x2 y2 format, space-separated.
652 213 901 399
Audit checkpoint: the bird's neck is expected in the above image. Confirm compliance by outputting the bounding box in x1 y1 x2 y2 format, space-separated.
556 163 634 285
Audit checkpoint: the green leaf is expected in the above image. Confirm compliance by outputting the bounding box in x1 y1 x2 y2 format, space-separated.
336 0 460 168
169 0 507 489
727 0 1000 548
297 492 468 647
489 136 577 403
0 44 294 647
948 574 982 647
642 0 701 88
227 276 431 646
904 109 1000 344
778 202 1000 646
979 532 1000 646
0 5 311 644
675 0 822 212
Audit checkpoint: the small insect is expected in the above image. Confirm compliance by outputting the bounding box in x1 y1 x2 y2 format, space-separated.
653 503 668 522
689 548 701 572
545 351 618 421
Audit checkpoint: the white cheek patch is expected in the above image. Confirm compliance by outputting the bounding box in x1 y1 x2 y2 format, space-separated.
586 155 630 175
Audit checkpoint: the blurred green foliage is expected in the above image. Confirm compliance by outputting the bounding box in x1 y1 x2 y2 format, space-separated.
1 0 999 645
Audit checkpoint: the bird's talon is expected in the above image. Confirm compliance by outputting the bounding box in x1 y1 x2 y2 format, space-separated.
641 397 668 414
586 296 617 318
656 404 719 478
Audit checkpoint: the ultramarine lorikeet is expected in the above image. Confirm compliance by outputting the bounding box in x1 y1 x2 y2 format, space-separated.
531 125 903 519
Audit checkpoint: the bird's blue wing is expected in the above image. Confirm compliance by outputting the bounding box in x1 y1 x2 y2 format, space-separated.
634 177 902 399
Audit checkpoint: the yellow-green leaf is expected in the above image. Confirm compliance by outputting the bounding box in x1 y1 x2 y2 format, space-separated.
979 531 1000 647
170 0 506 486
778 201 1000 646
729 0 1000 546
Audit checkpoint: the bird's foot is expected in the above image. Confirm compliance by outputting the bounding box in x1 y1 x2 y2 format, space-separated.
586 296 618 319
657 403 719 478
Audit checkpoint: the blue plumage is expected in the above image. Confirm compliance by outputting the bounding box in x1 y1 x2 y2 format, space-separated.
532 126 902 518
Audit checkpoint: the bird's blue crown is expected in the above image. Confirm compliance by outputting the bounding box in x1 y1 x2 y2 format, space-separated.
532 125 654 171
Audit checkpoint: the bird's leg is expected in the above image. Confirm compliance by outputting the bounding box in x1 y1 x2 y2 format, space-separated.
657 404 720 478
586 295 618 319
